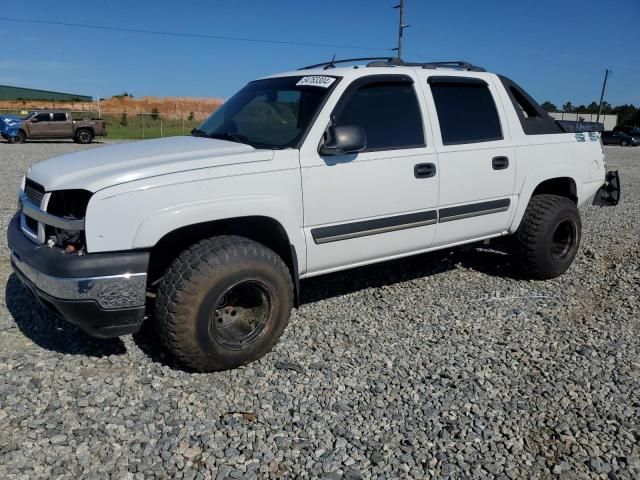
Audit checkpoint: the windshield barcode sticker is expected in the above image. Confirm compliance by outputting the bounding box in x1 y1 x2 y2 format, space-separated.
296 76 336 88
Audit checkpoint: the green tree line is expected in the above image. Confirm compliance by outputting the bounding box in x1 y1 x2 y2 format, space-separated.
541 101 640 125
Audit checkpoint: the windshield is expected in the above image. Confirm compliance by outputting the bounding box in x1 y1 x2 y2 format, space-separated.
195 76 339 149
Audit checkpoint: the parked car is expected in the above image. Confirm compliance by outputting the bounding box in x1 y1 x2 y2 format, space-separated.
0 114 23 142
8 58 620 372
10 110 107 144
602 130 639 146
613 125 640 137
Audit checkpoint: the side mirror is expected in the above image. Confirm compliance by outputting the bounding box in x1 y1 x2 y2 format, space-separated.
319 125 367 156
31 118 39 123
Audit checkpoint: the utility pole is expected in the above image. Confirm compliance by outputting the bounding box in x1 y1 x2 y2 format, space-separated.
596 68 611 124
393 0 409 60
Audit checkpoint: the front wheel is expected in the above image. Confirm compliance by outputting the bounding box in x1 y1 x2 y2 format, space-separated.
513 194 581 279
621 140 629 147
155 236 294 372
13 130 26 144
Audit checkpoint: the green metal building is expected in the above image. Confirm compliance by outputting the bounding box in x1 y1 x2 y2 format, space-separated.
0 85 92 102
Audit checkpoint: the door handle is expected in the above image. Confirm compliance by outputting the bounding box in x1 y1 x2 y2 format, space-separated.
492 156 509 170
414 162 436 178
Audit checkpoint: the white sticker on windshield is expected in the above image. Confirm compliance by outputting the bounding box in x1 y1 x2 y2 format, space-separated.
296 76 336 88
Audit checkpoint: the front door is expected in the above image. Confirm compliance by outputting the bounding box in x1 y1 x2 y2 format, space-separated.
28 112 52 138
421 75 516 246
301 74 439 275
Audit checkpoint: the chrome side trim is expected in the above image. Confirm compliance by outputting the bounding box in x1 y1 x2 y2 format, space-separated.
20 193 85 230
11 253 147 310
311 209 438 245
438 205 510 223
315 218 437 244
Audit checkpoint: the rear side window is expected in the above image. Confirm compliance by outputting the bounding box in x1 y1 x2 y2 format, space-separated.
334 81 424 150
52 113 67 121
430 78 502 145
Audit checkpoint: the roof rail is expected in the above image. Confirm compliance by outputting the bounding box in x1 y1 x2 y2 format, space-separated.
299 58 485 72
405 61 486 72
298 57 400 70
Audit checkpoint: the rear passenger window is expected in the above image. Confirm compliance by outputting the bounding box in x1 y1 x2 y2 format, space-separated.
429 78 502 145
52 113 67 121
334 81 424 150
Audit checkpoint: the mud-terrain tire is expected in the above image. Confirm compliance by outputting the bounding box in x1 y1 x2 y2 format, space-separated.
155 236 294 372
514 194 581 279
74 129 93 144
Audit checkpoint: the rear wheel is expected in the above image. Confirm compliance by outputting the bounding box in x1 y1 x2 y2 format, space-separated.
513 194 581 279
75 129 93 144
155 236 293 372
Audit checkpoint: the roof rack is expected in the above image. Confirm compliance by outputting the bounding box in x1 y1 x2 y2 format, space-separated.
298 58 485 72
298 57 400 70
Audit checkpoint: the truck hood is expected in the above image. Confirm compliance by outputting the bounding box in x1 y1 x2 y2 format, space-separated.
27 136 273 192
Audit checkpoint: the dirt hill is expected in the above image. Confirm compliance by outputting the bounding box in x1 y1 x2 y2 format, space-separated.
0 96 224 120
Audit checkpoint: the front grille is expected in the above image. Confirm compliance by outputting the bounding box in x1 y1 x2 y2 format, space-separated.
24 179 45 207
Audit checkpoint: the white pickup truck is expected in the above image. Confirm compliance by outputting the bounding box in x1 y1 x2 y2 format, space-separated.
8 58 620 372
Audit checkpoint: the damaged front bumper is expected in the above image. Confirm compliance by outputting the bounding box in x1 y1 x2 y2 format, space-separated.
7 214 149 337
592 170 621 207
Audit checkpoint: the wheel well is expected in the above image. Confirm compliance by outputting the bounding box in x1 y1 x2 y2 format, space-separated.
148 216 299 305
76 127 94 135
531 177 577 203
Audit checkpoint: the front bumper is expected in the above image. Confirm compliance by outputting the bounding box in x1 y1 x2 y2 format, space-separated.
7 214 149 337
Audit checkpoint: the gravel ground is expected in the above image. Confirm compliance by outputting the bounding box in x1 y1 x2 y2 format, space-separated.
0 141 638 479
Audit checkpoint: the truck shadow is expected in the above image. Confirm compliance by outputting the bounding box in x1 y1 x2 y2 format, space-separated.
5 274 126 357
298 243 520 305
132 242 520 370
5 242 518 366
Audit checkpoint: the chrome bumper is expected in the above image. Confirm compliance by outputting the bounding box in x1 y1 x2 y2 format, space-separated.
11 252 147 310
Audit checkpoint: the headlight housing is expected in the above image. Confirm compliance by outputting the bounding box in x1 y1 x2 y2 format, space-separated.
45 189 92 252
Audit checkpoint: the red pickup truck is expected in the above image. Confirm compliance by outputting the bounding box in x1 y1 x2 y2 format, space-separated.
12 110 107 144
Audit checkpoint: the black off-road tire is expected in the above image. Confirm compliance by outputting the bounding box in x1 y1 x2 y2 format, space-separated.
75 129 93 144
155 236 294 372
514 194 581 279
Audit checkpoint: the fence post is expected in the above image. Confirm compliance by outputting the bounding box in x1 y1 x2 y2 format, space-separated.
160 119 163 138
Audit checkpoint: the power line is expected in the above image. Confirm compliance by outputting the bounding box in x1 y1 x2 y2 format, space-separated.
0 16 392 52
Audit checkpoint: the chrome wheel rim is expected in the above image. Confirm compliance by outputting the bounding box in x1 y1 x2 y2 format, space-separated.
209 281 272 349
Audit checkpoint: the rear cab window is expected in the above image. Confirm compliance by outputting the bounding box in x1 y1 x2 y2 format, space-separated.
428 76 503 145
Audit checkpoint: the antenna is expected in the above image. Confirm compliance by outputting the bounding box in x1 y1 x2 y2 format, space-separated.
393 0 410 60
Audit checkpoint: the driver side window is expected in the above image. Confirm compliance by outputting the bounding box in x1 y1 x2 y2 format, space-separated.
333 81 425 151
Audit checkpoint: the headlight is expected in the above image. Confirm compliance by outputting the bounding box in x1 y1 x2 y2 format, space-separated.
46 189 92 253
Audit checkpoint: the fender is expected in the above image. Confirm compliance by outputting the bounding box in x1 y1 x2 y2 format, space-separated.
84 164 306 272
133 195 305 255
509 168 579 233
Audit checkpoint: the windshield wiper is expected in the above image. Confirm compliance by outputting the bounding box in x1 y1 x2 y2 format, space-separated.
191 128 208 137
208 131 254 145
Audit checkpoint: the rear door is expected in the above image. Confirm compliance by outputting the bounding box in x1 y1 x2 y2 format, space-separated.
422 75 516 246
51 112 74 137
301 74 440 275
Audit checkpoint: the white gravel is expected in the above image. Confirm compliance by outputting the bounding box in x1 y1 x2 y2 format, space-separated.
0 141 638 479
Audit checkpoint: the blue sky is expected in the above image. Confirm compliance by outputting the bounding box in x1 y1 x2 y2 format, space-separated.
1 0 638 106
